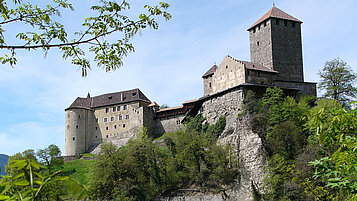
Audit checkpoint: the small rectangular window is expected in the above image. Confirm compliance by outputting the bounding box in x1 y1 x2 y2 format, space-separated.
95 118 98 122
264 21 267 27
76 125 79 129
284 20 287 26
73 137 75 141
95 127 98 130
126 115 129 119
276 19 279 25
111 116 115 122
119 115 122 120
123 124 126 128
104 117 108 122
123 105 127 110
117 106 121 111
114 125 117 129
106 127 108 130
253 28 256 33
106 108 109 113
113 107 116 112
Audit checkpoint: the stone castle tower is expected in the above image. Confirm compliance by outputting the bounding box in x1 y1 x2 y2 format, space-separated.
248 6 304 82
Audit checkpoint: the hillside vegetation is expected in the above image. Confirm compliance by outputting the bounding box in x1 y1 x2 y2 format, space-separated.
1 87 356 200
0 154 9 175
244 87 357 200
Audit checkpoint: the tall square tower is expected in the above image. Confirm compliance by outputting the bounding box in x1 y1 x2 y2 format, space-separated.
248 6 304 82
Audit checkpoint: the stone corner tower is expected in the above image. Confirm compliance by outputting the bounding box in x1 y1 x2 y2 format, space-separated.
248 6 304 82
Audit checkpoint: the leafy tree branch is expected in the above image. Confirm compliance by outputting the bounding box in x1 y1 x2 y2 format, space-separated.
0 0 171 76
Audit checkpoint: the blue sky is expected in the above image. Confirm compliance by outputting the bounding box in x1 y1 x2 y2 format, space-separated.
0 0 356 156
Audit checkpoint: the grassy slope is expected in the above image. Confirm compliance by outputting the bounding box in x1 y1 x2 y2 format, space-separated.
62 159 95 185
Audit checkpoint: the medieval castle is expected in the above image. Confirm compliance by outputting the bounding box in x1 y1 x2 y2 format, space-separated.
65 6 316 156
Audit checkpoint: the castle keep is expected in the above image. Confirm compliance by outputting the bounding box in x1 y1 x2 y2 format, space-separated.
65 6 316 159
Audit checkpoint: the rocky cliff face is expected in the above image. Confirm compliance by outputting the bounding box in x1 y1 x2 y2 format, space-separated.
161 87 267 200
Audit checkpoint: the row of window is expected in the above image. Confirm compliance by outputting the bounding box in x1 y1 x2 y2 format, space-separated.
252 19 296 33
106 105 127 113
68 132 121 142
102 114 129 123
95 124 126 130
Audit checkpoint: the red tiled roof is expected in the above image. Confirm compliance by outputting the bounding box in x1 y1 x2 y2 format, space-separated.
182 99 199 105
157 106 183 112
248 6 302 30
148 101 159 107
202 65 218 78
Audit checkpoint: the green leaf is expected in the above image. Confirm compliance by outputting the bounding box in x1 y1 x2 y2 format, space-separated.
0 195 11 199
14 179 30 186
10 159 27 170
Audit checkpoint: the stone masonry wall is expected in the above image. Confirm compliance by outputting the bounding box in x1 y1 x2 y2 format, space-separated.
274 81 317 97
203 75 214 96
154 114 185 136
250 19 273 69
212 56 246 95
271 20 303 82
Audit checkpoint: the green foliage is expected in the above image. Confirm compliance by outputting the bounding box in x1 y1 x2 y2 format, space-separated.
36 144 63 173
243 90 258 113
244 87 315 199
89 118 237 200
160 104 169 109
205 116 226 139
306 100 357 200
0 159 92 200
318 58 357 106
264 154 298 201
185 114 206 132
251 87 311 158
0 0 171 76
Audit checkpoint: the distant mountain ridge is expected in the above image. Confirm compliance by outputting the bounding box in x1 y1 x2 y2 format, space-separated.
0 154 9 175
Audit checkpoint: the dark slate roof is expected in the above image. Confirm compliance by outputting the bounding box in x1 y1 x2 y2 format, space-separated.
226 55 278 73
248 6 302 30
66 88 151 110
67 97 92 110
202 65 218 78
240 60 278 73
